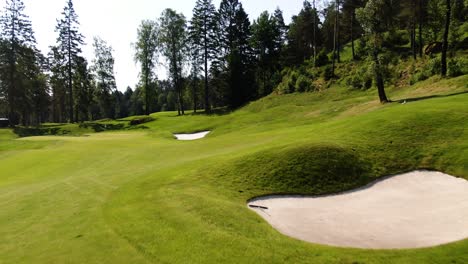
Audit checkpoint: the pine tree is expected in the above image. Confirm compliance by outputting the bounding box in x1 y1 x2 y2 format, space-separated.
0 0 40 125
272 8 287 54
48 46 67 123
218 0 254 108
74 56 93 121
55 0 84 123
251 11 284 96
342 0 365 60
286 1 320 65
189 0 218 113
134 20 158 116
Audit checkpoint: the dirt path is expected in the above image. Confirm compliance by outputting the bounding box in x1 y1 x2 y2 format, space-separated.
248 171 468 249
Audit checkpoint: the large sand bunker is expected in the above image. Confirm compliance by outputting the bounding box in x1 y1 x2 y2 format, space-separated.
174 131 210 141
248 171 468 249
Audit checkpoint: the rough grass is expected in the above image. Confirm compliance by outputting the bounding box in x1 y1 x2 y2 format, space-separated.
0 75 467 263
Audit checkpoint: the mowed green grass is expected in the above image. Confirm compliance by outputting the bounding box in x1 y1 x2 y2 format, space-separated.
1 76 467 263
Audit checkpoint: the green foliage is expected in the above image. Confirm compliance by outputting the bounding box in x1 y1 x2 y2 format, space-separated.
323 65 334 81
410 57 442 83
0 0 46 126
129 116 156 126
55 0 85 123
346 64 374 90
92 37 116 119
315 49 330 67
134 20 159 115
448 57 468 77
295 75 312 92
383 30 410 47
276 68 316 94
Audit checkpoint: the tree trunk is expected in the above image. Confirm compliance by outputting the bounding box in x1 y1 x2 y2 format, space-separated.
373 38 389 103
336 1 341 63
441 0 451 76
412 0 417 60
351 13 355 60
418 0 423 58
144 66 150 115
332 0 338 77
68 21 74 123
193 77 197 113
204 21 211 114
313 0 317 66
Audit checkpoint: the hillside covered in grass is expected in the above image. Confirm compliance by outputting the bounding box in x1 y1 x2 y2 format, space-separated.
1 75 467 263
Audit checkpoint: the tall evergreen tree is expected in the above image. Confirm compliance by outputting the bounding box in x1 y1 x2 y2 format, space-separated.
74 56 93 121
48 46 67 123
342 0 365 60
287 1 321 65
189 0 218 113
218 0 254 107
134 20 158 115
0 0 40 125
55 0 84 123
251 11 283 96
188 46 202 113
159 9 188 115
272 8 287 53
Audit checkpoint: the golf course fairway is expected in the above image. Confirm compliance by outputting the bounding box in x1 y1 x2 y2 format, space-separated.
1 76 467 263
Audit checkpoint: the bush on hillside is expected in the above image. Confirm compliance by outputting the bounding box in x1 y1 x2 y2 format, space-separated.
315 49 330 67
384 30 410 47
324 65 334 81
295 75 315 92
277 68 317 94
448 57 468 77
410 57 442 84
129 117 155 126
346 63 373 90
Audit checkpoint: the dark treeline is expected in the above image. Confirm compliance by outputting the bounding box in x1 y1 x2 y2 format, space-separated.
0 0 466 126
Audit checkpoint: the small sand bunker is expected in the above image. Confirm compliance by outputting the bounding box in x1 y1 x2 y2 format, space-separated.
174 131 210 141
248 171 468 249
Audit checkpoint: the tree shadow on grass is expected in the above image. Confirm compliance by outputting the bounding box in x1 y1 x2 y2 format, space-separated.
396 91 468 104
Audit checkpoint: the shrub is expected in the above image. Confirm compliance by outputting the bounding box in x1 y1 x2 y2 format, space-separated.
448 57 468 77
324 65 334 81
384 30 409 47
315 49 330 67
410 57 442 84
295 76 311 92
347 63 373 90
129 117 155 126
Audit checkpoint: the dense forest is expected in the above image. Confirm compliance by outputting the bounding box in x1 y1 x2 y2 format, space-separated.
0 0 467 126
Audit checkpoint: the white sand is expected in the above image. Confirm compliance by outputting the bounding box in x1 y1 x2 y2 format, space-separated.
174 131 210 141
248 171 468 249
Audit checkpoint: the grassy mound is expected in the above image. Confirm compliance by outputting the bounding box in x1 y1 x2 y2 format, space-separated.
219 144 370 196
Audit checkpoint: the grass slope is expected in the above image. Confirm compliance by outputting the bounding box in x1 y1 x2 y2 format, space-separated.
0 76 467 264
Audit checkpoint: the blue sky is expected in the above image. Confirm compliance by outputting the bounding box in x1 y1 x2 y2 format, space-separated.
7 0 308 91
